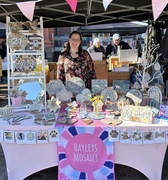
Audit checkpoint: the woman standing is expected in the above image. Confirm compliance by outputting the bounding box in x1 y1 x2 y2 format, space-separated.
57 31 96 89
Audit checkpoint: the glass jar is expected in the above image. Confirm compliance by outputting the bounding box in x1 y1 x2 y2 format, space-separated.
45 60 50 83
79 103 87 114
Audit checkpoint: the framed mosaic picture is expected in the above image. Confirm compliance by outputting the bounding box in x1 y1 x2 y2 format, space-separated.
113 80 130 94
91 79 107 95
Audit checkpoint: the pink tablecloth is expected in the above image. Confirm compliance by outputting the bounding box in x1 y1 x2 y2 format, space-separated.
0 110 168 180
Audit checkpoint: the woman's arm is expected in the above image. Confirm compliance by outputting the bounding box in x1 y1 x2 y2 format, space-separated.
57 54 66 84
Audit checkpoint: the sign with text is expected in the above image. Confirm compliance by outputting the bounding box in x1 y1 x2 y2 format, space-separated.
121 105 153 123
57 126 114 180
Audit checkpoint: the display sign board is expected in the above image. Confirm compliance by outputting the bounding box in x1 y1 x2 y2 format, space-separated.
121 105 153 123
57 126 114 180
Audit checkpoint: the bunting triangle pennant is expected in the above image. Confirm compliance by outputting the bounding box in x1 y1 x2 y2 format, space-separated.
16 1 36 21
66 0 78 13
152 0 168 21
103 0 113 11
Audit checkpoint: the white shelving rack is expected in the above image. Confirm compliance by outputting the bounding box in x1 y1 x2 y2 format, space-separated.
6 16 47 112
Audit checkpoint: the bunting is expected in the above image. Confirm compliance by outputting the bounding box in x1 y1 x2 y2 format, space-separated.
152 0 168 21
4 0 168 22
66 0 78 13
16 1 36 21
103 0 113 11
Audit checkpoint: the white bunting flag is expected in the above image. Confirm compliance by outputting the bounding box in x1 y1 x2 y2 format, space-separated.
103 0 113 11
152 0 168 21
16 1 36 21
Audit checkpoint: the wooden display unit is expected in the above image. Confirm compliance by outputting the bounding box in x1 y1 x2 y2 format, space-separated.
108 56 130 71
93 60 108 79
108 71 130 86
107 56 130 86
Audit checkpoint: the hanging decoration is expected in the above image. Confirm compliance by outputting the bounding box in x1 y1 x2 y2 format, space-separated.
16 1 36 21
152 0 168 21
1 0 168 22
66 0 78 13
103 0 113 11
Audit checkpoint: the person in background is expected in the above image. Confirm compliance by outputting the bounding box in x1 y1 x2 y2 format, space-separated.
105 33 131 58
132 35 142 58
87 37 105 60
57 31 96 89
1 41 7 59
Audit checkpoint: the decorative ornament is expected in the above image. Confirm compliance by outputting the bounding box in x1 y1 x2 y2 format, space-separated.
133 82 140 89
28 34 42 50
26 103 44 113
65 77 85 95
15 55 37 73
56 88 73 102
116 96 134 111
47 96 61 112
101 88 118 105
24 19 38 31
0 106 13 117
9 22 23 32
126 89 143 105
154 62 160 71
135 45 164 91
76 88 91 103
144 72 151 81
47 80 65 96
140 98 160 115
67 101 78 112
8 32 28 50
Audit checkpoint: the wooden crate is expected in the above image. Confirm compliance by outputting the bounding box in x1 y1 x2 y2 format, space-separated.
108 71 130 86
93 60 108 79
109 56 130 70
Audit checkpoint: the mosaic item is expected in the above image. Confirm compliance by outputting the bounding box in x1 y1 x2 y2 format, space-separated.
8 32 28 50
15 55 37 73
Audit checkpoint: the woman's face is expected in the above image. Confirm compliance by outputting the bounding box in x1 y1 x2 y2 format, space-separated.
69 33 81 51
95 42 101 48
113 39 120 46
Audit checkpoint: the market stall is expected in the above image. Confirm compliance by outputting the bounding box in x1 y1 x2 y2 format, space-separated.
0 0 168 179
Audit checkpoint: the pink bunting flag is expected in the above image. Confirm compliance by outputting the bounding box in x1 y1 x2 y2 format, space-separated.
16 1 36 21
103 0 113 11
66 0 78 13
152 0 168 21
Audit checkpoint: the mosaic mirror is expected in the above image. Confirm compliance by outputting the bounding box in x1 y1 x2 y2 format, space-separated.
15 78 44 103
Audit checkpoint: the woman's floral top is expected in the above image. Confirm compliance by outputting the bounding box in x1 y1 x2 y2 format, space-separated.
57 49 97 89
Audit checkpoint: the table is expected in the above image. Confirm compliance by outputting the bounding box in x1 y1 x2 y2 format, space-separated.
0 112 168 180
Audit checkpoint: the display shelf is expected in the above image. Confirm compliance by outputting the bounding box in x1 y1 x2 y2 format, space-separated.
9 52 43 55
9 75 44 80
6 16 47 112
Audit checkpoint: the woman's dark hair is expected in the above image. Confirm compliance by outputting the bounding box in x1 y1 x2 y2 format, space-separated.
66 31 83 54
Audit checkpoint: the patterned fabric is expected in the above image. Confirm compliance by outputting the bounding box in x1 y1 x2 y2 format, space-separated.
57 50 96 89
57 126 114 180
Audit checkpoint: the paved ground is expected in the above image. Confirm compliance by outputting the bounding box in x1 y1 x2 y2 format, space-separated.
0 79 168 180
